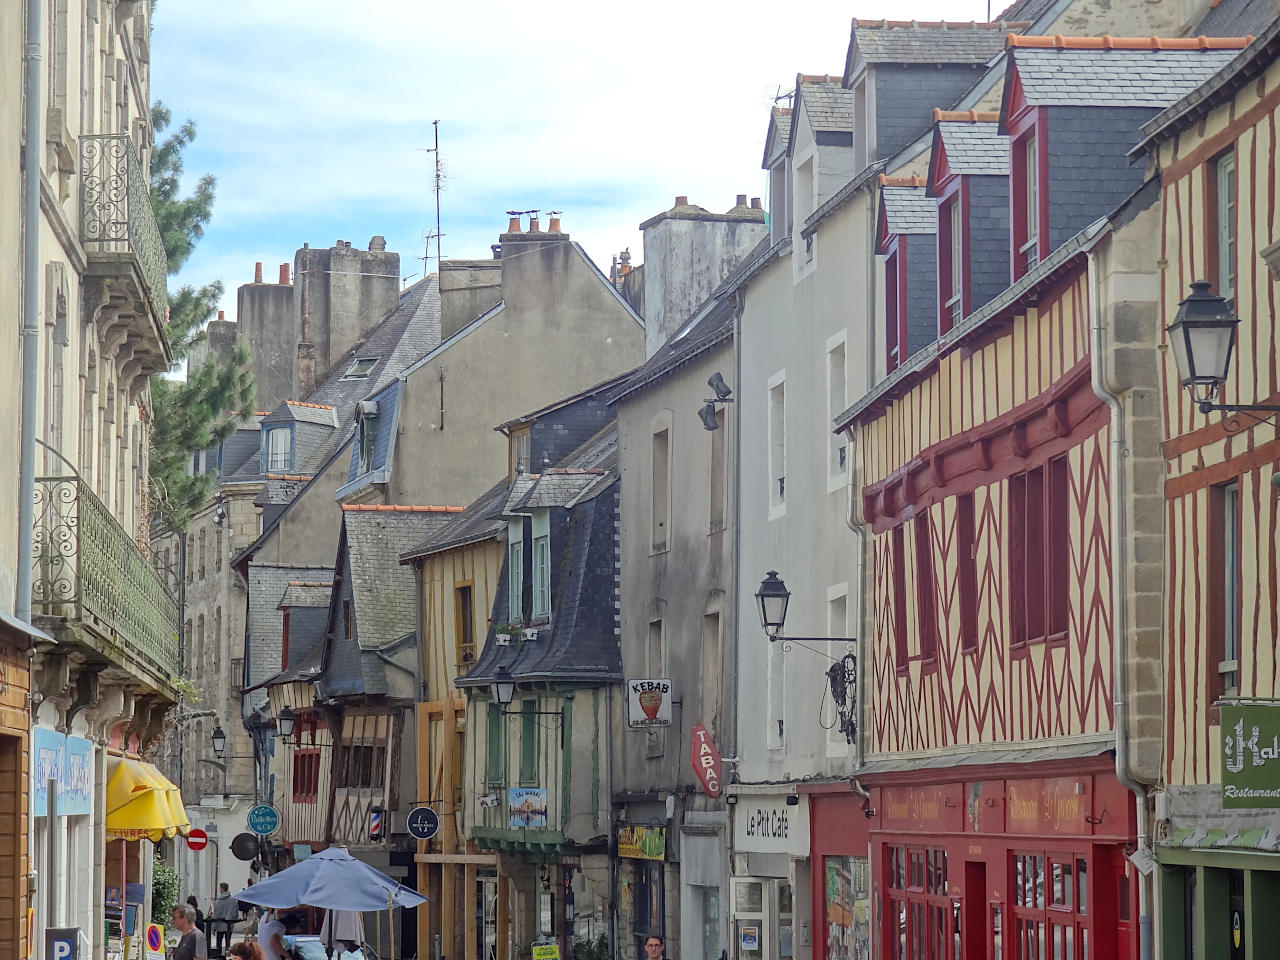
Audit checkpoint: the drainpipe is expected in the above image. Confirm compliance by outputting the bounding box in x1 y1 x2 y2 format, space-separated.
1087 244 1152 960
18 0 44 625
842 427 867 771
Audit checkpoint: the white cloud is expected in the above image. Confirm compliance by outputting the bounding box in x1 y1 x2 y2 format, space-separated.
151 0 995 319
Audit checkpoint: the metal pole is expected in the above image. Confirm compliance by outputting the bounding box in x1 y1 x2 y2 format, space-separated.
18 0 45 625
46 778 59 927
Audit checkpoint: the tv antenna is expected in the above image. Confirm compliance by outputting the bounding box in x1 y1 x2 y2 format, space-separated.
418 120 445 282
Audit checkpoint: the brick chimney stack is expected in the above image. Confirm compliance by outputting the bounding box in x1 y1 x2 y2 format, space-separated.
254 262 263 284
279 264 291 285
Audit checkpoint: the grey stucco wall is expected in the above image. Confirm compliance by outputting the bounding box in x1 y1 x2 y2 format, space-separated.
440 260 502 341
237 281 298 411
1045 105 1156 251
966 175 1012 314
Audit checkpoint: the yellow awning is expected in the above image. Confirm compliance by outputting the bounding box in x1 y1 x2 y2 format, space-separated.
105 758 191 842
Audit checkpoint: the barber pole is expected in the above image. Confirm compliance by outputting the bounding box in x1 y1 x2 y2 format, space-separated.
369 805 384 840
690 724 722 798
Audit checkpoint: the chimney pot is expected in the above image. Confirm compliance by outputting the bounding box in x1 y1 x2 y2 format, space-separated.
751 197 762 209
369 235 387 252
279 263 291 285
548 215 562 233
254 262 263 284
736 194 748 206
528 215 540 232
217 310 225 322
507 216 522 234
675 196 688 207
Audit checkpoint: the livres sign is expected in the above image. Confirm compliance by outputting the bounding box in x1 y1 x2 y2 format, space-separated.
626 678 673 728
1221 703 1280 807
691 725 722 798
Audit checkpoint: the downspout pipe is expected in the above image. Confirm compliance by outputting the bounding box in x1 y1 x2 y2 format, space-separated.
842 426 867 771
18 0 44 625
1087 243 1152 960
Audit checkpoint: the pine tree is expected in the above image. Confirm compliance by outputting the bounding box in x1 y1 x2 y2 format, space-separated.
148 102 255 532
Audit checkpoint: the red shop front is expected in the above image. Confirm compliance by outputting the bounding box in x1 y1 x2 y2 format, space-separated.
804 785 874 960
861 756 1137 960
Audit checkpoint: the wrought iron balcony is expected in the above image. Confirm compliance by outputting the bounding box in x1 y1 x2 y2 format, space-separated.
32 477 180 681
80 134 170 322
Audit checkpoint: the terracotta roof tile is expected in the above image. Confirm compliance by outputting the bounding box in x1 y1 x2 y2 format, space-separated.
878 174 927 187
933 109 1002 122
284 400 335 410
1006 33 1254 49
266 473 314 481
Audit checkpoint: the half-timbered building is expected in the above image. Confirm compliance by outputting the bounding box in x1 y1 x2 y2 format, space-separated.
1133 19 1280 955
835 34 1251 960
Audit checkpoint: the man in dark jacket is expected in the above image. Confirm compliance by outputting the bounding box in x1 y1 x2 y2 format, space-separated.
210 883 239 957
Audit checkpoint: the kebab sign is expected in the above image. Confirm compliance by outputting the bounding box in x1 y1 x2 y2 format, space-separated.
691 724 722 798
627 678 672 728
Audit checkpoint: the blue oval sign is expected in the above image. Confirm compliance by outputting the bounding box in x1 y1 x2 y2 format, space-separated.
247 804 280 836
406 805 440 840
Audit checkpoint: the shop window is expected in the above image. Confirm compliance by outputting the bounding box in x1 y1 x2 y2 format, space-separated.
1010 851 1088 960
825 856 871 960
885 846 951 960
1009 457 1069 646
292 748 320 803
635 861 665 956
957 493 979 653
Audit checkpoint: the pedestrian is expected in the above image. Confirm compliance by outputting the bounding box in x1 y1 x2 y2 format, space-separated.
643 935 669 960
171 903 209 960
257 908 288 960
227 944 264 960
186 895 208 940
239 880 259 941
210 882 239 957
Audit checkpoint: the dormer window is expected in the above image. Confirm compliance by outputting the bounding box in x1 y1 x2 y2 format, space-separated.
356 401 379 474
341 358 378 380
266 426 292 472
1022 134 1040 270
531 510 551 622
884 236 905 372
510 428 531 478
939 197 963 332
507 517 525 624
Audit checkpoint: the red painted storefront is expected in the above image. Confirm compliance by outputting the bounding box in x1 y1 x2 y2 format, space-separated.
856 757 1136 960
806 786 873 960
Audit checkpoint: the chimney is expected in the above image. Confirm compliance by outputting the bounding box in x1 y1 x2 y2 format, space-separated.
548 214 562 234
736 194 748 207
279 263 291 285
507 215 522 234
217 310 225 321
528 213 541 232
369 235 387 252
254 262 263 284
751 197 762 209
675 196 688 207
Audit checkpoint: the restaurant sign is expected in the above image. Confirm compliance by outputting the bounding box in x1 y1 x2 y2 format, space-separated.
733 794 810 856
1221 703 1280 808
626 678 673 728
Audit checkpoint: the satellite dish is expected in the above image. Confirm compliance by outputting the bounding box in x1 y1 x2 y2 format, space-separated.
230 832 262 862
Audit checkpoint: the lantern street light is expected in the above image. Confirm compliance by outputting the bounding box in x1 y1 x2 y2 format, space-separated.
211 724 227 759
755 571 791 640
1168 280 1280 417
489 664 564 746
275 705 296 739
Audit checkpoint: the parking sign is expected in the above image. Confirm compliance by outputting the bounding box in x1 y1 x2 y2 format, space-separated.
45 927 79 960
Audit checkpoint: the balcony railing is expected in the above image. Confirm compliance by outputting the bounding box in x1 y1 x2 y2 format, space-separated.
80 134 169 319
32 477 180 680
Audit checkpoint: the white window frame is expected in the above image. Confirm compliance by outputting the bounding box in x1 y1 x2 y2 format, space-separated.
945 197 963 325
1217 152 1236 303
507 517 525 624
266 426 291 473
1022 134 1039 269
825 583 851 756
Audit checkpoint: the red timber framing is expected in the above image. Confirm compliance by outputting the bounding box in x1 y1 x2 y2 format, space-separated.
861 759 1138 960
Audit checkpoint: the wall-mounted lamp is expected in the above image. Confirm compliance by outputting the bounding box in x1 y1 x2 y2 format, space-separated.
275 706 296 739
491 666 565 747
698 372 735 431
785 794 800 807
211 724 227 759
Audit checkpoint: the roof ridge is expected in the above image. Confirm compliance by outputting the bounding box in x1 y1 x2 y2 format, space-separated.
879 174 927 187
342 503 465 513
284 399 335 410
857 18 1031 29
934 108 1002 123
287 580 333 587
544 468 606 476
1008 33 1254 50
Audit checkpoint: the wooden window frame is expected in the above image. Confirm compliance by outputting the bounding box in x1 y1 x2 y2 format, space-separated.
937 186 968 335
914 512 938 665
884 236 907 373
1208 480 1242 699
892 525 909 671
957 493 979 654
1204 148 1237 303
455 583 476 666
519 700 538 785
1009 457 1069 648
485 703 505 786
1009 109 1049 282
292 748 321 804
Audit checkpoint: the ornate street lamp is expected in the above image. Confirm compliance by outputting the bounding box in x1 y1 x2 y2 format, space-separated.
211 724 227 759
275 705 296 739
755 571 791 641
491 666 517 708
1166 280 1242 406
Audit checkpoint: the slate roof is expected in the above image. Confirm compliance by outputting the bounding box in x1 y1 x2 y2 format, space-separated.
936 119 1009 176
262 400 338 428
994 0 1060 22
1007 42 1248 110
458 424 622 689
796 75 853 133
881 183 937 235
341 505 463 650
1196 0 1275 39
341 378 402 491
400 478 512 561
496 369 637 433
278 581 333 609
851 19 1024 65
762 106 793 168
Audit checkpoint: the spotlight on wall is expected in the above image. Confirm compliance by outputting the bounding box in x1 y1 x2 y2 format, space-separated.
699 403 720 431
698 372 735 431
707 372 733 402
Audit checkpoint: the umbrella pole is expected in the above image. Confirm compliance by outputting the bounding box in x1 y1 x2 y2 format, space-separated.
388 892 396 960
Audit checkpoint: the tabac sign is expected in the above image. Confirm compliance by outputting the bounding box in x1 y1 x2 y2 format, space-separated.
691 724 722 798
1221 703 1280 807
626 678 672 728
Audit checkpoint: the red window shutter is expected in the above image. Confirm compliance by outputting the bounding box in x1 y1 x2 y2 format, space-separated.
1046 457 1070 636
915 513 938 662
1024 466 1046 641
957 494 978 653
892 525 909 667
1008 473 1028 644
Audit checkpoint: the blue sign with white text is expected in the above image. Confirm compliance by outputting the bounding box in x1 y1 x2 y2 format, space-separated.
247 804 280 836
32 729 94 816
406 805 440 840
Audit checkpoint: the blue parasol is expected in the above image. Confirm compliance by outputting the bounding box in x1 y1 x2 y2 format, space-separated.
233 846 427 911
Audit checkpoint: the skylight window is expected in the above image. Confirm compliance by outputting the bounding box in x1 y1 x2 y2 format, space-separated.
341 358 378 380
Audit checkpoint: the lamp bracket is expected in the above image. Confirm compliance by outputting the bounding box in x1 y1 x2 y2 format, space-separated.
1197 402 1280 434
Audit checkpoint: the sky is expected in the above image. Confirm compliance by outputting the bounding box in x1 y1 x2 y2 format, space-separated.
150 1 998 322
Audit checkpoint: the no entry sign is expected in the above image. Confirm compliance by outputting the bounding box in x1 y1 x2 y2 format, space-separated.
186 829 209 851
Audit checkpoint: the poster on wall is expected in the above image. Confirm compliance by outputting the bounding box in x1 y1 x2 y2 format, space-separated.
32 728 94 816
617 825 666 860
626 679 673 728
508 788 548 828
824 856 871 960
1221 703 1280 807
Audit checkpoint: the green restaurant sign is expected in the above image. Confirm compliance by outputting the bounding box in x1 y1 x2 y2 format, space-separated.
1221 703 1280 807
